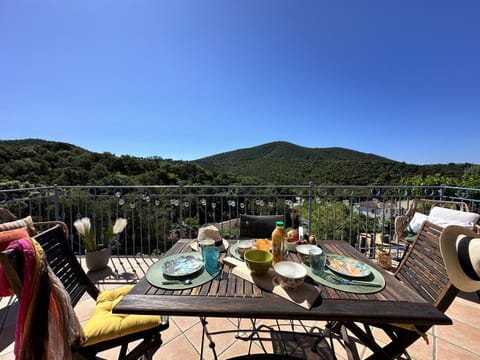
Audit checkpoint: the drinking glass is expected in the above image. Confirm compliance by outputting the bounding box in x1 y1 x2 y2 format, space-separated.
203 246 220 274
199 239 215 259
309 248 326 276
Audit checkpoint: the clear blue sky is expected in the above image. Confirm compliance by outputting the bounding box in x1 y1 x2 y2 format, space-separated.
1 1 479 165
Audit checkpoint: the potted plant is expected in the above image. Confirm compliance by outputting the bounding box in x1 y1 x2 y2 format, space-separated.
74 217 127 271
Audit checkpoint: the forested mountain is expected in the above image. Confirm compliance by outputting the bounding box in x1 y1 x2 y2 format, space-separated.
0 139 475 188
0 139 236 188
194 141 471 185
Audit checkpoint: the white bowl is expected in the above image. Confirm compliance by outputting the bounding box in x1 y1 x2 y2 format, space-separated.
237 240 253 258
286 241 297 252
273 261 307 289
296 244 320 264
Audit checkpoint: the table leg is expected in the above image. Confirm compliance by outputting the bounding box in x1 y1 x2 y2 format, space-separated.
200 317 218 360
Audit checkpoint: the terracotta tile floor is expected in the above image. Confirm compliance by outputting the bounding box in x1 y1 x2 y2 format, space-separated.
1 256 479 359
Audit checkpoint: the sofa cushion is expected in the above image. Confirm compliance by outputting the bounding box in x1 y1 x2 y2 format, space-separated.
407 212 429 235
429 207 480 229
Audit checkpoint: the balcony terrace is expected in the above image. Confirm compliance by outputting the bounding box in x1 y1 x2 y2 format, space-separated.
1 184 480 359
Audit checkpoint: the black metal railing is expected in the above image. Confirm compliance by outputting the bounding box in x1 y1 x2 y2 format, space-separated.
1 183 479 257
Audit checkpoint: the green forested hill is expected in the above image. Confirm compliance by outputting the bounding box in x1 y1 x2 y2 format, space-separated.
0 139 475 188
195 141 389 165
0 139 235 188
193 141 471 185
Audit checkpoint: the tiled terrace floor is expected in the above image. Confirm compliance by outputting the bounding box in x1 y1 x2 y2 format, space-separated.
1 255 480 360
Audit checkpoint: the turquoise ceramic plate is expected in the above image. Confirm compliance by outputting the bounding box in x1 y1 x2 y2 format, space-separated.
161 254 204 277
326 254 371 278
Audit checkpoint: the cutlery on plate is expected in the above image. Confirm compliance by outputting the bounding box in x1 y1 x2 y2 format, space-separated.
336 278 383 287
161 279 193 285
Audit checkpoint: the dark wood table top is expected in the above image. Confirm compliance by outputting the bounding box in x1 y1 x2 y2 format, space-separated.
113 239 451 326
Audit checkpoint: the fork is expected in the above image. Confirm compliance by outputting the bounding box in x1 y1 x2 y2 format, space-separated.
337 278 383 287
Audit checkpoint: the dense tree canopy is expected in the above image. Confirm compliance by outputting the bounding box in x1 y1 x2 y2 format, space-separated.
1 139 479 189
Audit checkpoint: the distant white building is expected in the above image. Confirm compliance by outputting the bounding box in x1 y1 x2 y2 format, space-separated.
353 198 396 223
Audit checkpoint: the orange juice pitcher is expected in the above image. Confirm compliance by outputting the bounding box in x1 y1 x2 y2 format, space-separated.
271 221 286 264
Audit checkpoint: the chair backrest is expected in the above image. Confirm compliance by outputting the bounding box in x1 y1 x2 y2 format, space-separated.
239 214 284 238
33 224 100 305
0 207 17 223
405 198 470 219
394 220 458 312
0 224 99 306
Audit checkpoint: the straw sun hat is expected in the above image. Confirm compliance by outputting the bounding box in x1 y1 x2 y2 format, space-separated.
439 225 480 292
197 225 228 252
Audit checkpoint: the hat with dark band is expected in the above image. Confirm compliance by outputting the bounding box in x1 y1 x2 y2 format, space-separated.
439 225 480 292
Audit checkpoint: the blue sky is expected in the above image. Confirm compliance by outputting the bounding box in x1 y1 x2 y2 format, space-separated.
1 1 479 165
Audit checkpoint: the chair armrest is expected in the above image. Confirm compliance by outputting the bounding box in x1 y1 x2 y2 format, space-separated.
475 224 480 236
394 215 410 242
34 221 69 237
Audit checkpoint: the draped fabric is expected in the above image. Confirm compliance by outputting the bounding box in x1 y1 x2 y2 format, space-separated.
0 238 86 359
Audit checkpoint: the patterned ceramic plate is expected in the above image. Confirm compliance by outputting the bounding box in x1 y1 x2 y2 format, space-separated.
326 254 371 278
161 254 204 277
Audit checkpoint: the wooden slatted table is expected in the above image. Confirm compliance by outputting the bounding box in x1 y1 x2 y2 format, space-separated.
113 239 452 358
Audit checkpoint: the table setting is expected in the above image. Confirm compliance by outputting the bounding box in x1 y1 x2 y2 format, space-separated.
224 240 385 305
147 225 230 290
304 252 386 293
145 251 222 290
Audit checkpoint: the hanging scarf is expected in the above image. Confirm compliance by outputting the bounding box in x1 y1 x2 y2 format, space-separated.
0 238 86 359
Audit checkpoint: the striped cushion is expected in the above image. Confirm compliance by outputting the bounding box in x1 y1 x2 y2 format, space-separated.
0 216 36 236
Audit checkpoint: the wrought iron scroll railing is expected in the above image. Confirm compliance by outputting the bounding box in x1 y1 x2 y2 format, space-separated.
1 183 479 259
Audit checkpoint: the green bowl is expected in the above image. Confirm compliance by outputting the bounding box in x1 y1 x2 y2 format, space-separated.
244 249 273 275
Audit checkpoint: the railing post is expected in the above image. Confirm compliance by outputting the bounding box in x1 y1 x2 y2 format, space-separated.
54 184 59 221
308 181 313 235
179 182 184 238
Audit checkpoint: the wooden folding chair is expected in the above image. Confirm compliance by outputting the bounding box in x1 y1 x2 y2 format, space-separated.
239 214 284 239
336 221 459 359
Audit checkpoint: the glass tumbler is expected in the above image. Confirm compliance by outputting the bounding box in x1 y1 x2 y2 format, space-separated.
309 248 326 276
203 246 220 274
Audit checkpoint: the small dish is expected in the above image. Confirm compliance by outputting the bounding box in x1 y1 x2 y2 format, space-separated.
286 241 297 252
237 240 254 258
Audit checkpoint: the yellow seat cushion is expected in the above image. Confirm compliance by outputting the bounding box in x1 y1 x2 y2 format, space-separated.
82 285 163 346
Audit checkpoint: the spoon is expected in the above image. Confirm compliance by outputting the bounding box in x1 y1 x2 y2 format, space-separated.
161 279 193 285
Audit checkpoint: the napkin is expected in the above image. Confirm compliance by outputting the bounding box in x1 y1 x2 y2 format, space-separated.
223 256 321 310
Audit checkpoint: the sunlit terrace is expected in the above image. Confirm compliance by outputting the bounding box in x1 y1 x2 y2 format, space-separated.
1 184 480 359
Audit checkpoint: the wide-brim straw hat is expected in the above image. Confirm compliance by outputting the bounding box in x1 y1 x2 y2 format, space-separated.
439 225 480 292
197 225 226 252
